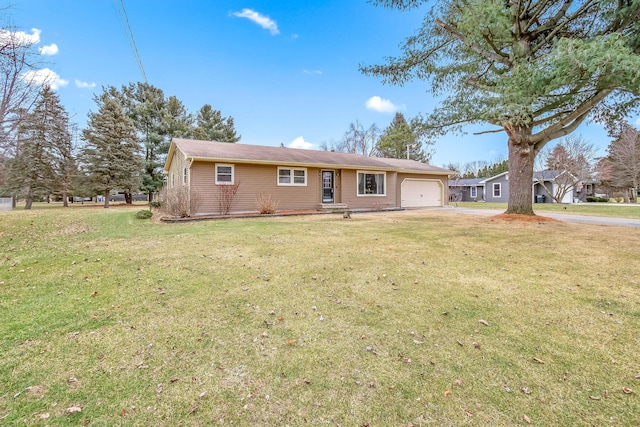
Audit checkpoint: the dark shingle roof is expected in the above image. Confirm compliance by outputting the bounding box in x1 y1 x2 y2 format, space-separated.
449 178 485 187
166 139 451 175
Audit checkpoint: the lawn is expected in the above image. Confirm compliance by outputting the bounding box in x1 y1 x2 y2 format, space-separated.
1 206 638 426
452 201 640 219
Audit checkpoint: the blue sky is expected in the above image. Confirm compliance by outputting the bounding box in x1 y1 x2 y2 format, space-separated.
8 0 632 167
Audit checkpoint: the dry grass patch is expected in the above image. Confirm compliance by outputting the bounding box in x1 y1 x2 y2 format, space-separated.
0 207 638 426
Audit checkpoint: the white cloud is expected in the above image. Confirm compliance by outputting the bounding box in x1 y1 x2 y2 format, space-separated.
288 136 314 150
75 79 96 89
365 96 398 113
303 69 322 75
39 43 59 56
0 28 41 45
635 116 640 126
21 68 69 90
233 9 279 35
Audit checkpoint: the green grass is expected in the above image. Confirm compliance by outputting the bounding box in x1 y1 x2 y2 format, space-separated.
1 206 639 426
454 201 640 219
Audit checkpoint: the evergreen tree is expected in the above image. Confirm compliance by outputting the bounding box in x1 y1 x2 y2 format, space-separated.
3 87 71 209
363 0 640 215
112 83 195 202
81 92 141 208
193 104 241 142
376 112 432 162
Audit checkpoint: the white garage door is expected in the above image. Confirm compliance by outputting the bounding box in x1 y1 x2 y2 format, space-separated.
401 179 443 207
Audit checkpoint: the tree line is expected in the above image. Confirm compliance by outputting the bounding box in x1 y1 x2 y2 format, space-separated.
0 81 240 209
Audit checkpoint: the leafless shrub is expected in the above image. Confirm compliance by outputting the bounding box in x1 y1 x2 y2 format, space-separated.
256 193 279 214
217 182 240 215
159 185 202 218
371 202 384 211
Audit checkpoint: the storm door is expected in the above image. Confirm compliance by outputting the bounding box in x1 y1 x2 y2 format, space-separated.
322 170 334 203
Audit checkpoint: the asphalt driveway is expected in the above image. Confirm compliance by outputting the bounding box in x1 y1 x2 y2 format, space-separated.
440 207 640 228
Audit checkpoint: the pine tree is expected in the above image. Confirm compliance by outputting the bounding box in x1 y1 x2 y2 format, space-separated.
376 112 432 162
193 104 241 142
363 0 640 215
3 87 71 209
81 92 141 208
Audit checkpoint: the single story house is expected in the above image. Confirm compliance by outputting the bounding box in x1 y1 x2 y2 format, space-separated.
163 138 451 216
448 178 485 202
448 170 581 204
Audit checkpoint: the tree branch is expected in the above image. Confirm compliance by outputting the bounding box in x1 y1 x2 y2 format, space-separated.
435 18 512 67
473 128 505 136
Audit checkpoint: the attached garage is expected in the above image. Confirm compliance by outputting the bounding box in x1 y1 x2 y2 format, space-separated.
401 178 443 207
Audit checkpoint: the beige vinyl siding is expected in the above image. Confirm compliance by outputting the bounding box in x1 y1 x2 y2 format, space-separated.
339 169 398 210
166 148 188 189
396 173 449 206
190 161 321 215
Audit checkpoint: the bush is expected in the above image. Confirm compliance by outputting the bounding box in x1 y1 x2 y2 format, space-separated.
256 193 279 214
217 182 241 215
586 196 609 203
160 186 202 218
149 201 161 208
135 209 153 219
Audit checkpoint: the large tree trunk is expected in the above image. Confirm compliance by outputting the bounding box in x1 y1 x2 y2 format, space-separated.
104 191 110 208
148 192 153 203
124 191 132 204
24 188 33 210
506 128 536 215
62 190 68 207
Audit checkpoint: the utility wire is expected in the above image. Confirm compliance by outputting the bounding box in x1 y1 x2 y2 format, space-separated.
113 0 147 84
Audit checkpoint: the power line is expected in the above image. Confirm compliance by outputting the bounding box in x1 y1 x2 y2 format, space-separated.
113 0 147 84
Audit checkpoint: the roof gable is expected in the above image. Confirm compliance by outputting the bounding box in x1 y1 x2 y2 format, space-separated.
164 139 452 175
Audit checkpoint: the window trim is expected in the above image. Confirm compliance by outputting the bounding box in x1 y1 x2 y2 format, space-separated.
277 167 307 186
182 167 188 185
493 183 501 198
357 170 386 197
470 186 477 198
215 163 234 185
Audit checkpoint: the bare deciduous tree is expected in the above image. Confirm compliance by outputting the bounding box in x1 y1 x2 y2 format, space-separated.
337 121 380 156
536 136 597 203
602 123 640 202
0 21 45 154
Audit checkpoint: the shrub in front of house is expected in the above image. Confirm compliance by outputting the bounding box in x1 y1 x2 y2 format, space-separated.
135 210 153 219
256 193 279 214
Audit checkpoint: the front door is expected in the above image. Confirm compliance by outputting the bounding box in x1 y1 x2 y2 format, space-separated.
322 170 334 203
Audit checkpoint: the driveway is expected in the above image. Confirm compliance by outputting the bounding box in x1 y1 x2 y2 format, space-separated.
440 207 640 228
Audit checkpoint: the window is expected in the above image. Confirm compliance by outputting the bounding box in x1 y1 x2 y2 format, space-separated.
470 186 477 198
357 171 385 196
493 183 501 198
171 173 175 187
183 167 188 184
215 164 234 184
277 167 307 186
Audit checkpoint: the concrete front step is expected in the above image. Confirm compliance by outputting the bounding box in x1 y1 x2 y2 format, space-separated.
319 203 348 213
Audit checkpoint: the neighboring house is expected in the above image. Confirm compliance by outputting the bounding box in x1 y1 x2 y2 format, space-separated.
448 178 486 202
163 138 451 216
532 170 577 204
449 170 581 204
482 171 511 203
